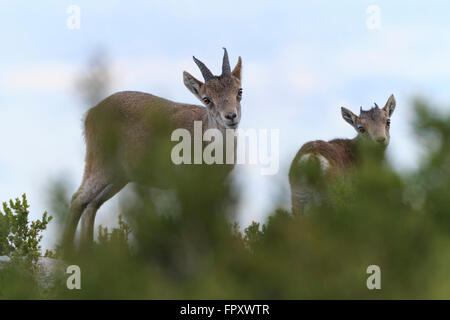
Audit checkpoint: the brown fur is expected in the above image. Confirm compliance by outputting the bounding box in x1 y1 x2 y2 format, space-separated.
63 51 243 254
289 94 396 214
294 138 357 173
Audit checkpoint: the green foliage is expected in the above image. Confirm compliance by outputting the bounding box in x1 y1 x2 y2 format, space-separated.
2 100 450 299
243 221 264 251
97 214 131 252
0 194 54 299
0 194 52 263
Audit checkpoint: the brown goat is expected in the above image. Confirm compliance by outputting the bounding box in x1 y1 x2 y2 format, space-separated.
289 94 396 213
63 49 243 253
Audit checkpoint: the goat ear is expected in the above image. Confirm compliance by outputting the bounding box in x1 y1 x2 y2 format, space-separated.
183 71 203 100
341 107 358 128
232 56 242 80
383 94 396 117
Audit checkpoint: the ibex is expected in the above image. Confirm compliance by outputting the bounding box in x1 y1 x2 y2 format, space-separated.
289 94 396 213
63 48 243 252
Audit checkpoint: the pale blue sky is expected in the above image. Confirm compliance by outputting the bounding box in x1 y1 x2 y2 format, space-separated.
1 1 450 249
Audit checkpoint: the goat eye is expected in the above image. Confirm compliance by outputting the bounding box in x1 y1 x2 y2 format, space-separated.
387 119 391 126
202 97 211 104
237 88 243 97
358 126 365 133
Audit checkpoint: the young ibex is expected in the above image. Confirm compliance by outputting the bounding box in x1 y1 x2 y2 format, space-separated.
63 49 243 252
289 94 396 213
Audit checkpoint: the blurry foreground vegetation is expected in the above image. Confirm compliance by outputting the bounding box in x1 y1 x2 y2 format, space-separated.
1 100 450 299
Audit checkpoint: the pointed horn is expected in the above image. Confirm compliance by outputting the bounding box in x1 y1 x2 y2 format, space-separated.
221 47 231 76
374 102 379 109
360 106 363 113
193 56 214 81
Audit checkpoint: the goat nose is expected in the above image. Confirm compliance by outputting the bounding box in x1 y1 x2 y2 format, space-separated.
225 112 237 120
376 137 386 143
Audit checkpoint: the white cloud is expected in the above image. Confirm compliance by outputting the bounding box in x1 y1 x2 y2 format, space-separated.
1 63 77 92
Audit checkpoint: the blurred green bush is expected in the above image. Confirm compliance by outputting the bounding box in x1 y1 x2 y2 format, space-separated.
1 100 450 299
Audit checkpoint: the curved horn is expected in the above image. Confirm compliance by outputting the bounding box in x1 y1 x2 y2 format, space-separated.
374 102 379 109
193 56 214 81
221 47 231 76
